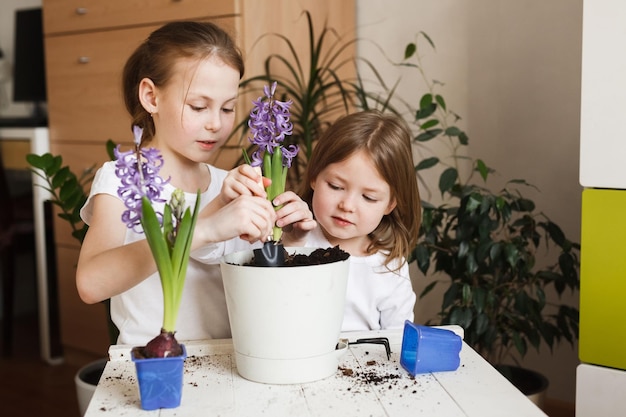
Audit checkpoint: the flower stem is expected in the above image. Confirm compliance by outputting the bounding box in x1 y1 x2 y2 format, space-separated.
264 148 285 241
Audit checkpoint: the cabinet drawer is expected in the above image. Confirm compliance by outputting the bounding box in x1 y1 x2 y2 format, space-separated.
45 25 152 143
43 0 238 35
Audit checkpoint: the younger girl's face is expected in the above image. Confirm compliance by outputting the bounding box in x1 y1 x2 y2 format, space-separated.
150 55 240 161
311 149 396 256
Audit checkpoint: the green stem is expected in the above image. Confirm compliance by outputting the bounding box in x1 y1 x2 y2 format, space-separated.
264 148 286 241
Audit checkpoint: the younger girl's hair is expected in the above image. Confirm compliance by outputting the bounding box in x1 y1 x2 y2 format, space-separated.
122 21 244 144
301 110 421 267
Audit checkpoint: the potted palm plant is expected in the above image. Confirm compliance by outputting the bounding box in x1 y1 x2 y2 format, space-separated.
224 10 388 187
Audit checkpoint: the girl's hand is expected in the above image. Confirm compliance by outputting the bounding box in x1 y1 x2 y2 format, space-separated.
201 165 270 219
273 191 317 246
196 194 276 244
220 164 269 205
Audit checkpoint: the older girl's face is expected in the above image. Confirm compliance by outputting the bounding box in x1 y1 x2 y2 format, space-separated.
310 149 396 256
150 55 240 162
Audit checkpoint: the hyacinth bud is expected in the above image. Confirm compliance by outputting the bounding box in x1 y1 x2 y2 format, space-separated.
169 188 185 224
133 125 143 146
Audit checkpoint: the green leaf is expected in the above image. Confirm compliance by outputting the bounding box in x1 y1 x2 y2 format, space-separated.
512 333 527 357
241 148 252 165
51 167 71 189
415 104 437 121
476 159 489 182
544 221 566 247
419 31 436 49
162 203 174 255
475 312 489 335
466 193 482 212
419 280 437 299
462 284 472 304
466 253 478 275
435 94 446 112
445 126 462 137
415 128 443 142
26 153 47 170
415 157 439 171
489 242 502 261
439 167 458 195
442 284 459 310
414 244 431 274
140 197 174 331
473 288 487 313
419 93 433 110
404 42 416 59
458 241 469 259
458 132 469 145
504 243 520 267
420 119 440 130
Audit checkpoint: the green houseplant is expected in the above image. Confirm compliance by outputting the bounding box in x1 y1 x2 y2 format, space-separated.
399 34 580 399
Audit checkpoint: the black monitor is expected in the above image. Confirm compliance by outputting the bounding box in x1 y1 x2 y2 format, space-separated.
12 7 47 122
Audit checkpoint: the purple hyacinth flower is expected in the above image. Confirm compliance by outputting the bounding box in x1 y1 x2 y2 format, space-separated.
114 127 168 233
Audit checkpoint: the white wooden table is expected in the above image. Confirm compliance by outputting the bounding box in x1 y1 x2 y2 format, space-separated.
84 328 547 417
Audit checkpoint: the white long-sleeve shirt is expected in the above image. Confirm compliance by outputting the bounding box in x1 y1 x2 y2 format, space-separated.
303 227 416 331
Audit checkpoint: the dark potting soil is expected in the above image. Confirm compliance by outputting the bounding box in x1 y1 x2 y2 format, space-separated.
247 245 349 267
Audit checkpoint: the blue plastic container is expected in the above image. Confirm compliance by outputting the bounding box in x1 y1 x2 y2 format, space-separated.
131 344 187 410
400 321 462 376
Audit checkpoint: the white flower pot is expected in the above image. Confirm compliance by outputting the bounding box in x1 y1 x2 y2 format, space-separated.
74 358 107 416
221 247 350 384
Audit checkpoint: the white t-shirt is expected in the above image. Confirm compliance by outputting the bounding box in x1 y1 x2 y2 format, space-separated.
81 161 253 345
303 227 416 331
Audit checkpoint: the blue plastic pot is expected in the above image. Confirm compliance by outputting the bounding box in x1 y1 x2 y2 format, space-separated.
400 321 462 376
131 344 187 410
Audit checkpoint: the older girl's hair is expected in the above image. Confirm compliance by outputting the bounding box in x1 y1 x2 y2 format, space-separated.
301 110 421 268
122 21 244 143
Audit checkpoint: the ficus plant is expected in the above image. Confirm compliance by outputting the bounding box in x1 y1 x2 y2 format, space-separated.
401 33 580 366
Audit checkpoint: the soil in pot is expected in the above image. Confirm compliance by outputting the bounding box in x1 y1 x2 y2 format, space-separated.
246 245 349 266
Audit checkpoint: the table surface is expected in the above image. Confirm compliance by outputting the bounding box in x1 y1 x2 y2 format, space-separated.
84 327 547 417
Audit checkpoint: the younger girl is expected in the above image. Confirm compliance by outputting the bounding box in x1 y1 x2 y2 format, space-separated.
76 21 313 345
291 110 421 331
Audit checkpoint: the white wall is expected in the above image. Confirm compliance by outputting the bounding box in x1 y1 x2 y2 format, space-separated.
0 0 43 118
356 0 582 404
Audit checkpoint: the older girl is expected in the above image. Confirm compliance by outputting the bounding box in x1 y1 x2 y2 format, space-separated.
77 21 312 345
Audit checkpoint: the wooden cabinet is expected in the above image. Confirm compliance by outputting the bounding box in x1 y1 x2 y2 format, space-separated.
42 0 355 356
43 0 236 34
